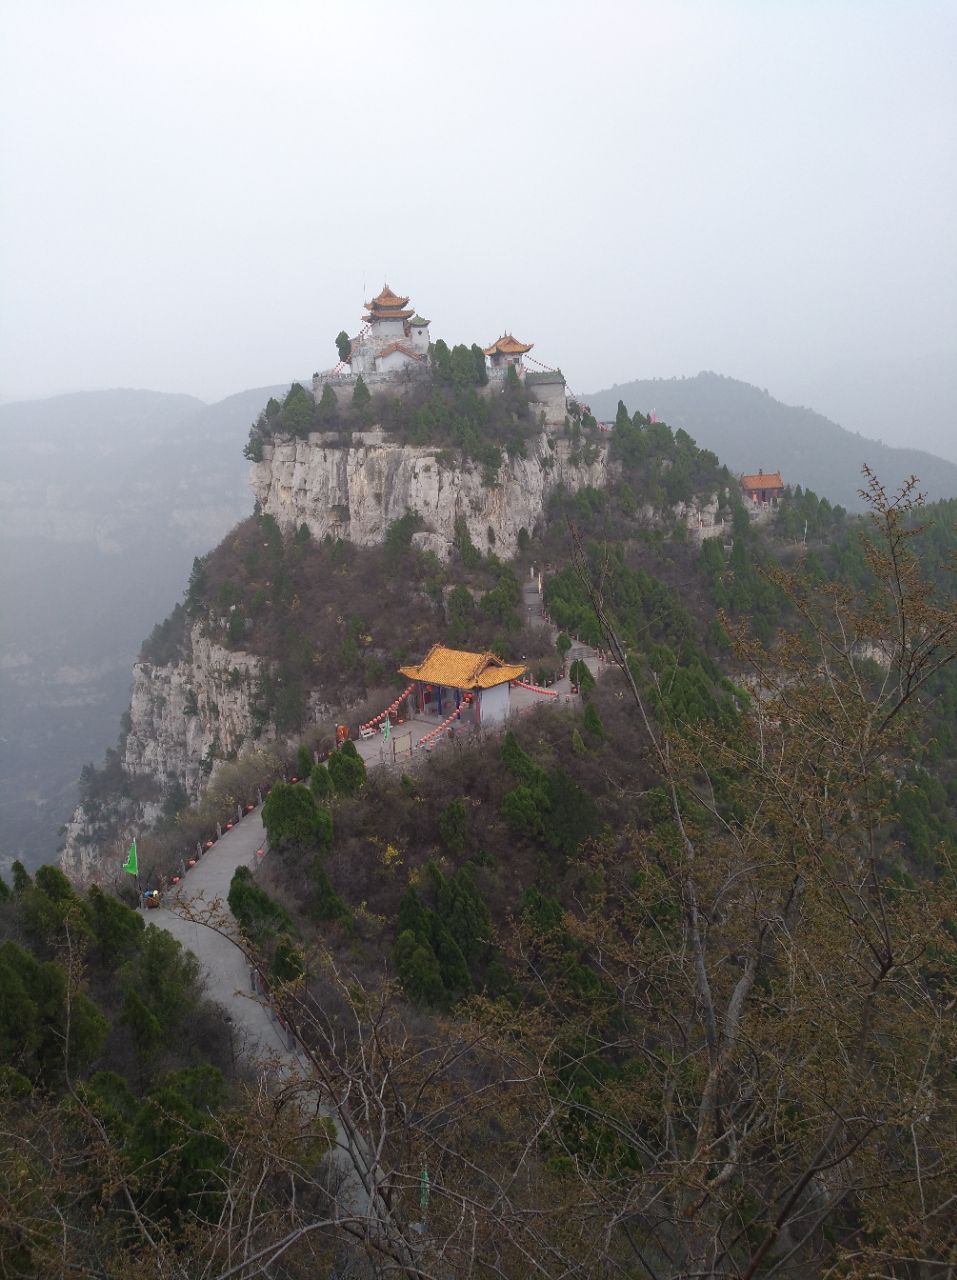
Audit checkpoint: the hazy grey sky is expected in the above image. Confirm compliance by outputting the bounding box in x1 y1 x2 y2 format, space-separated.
2 1 955 452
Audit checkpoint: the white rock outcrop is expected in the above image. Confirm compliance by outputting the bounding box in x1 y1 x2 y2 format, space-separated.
122 625 265 795
60 626 266 881
251 432 610 558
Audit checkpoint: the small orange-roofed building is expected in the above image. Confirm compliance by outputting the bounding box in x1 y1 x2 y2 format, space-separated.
741 469 784 506
399 644 527 727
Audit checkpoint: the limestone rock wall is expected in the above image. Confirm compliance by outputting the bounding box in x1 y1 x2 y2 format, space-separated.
122 624 265 796
60 626 266 882
59 804 113 885
251 432 610 558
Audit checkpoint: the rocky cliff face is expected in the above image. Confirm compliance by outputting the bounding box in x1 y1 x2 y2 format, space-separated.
59 625 266 883
251 431 610 558
122 625 265 795
60 432 612 882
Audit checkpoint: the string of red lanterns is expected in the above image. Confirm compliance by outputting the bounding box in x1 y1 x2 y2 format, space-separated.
417 703 463 749
512 678 560 698
360 683 416 733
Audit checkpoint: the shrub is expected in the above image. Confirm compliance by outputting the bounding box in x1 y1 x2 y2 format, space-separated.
583 702 605 739
296 744 314 779
394 930 446 1007
262 783 333 853
438 798 468 855
310 763 334 801
227 866 294 945
281 383 314 439
569 658 596 698
328 749 366 796
312 863 351 924
500 786 546 841
317 382 338 423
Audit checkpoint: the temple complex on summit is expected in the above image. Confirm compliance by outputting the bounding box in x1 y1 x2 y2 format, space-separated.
313 286 569 425
399 644 527 727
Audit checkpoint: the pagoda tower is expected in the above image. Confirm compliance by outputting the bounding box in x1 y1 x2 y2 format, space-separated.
362 285 414 337
345 285 431 377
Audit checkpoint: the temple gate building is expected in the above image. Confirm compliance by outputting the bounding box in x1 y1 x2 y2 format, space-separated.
399 644 527 727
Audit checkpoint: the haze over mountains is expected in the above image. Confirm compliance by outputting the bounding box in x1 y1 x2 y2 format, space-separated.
585 373 957 511
0 385 286 869
3 370 956 870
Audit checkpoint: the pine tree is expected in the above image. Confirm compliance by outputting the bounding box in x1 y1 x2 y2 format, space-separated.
352 375 371 413
317 382 338 423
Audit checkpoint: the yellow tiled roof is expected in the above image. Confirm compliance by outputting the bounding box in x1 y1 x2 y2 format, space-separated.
365 308 414 322
399 644 526 691
483 333 533 357
365 284 410 309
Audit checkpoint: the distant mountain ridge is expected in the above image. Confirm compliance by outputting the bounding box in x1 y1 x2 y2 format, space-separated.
583 372 957 510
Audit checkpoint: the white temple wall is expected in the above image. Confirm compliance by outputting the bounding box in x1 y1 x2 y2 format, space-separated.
373 317 406 338
479 682 510 726
377 347 422 374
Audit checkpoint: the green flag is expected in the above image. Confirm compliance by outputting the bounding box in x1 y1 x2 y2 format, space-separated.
122 839 138 876
381 716 391 743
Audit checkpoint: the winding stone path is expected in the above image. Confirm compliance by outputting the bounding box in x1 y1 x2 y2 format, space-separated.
152 808 299 1065
152 813 391 1240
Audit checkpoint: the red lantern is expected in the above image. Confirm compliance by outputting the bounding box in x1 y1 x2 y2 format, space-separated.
171 875 181 884
187 858 197 867
205 840 214 849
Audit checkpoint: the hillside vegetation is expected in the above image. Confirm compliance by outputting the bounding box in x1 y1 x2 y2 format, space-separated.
16 377 957 1275
247 347 545 475
585 370 957 509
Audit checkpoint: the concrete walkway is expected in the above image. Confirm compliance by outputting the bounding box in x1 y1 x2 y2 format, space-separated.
152 809 298 1066
153 814 398 1245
